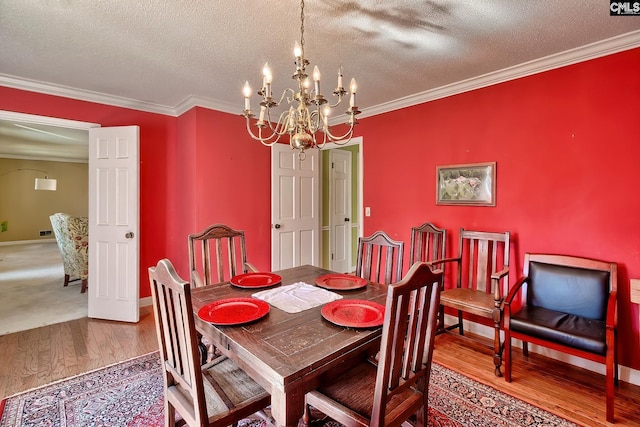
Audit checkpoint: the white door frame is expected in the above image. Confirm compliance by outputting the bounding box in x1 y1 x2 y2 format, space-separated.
0 111 99 131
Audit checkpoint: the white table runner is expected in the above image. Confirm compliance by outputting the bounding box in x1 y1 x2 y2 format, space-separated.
252 282 342 313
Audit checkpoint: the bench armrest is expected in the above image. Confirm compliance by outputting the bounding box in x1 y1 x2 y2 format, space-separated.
505 276 529 306
606 290 617 330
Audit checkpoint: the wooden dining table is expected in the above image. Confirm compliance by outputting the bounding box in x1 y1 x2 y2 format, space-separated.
191 264 388 427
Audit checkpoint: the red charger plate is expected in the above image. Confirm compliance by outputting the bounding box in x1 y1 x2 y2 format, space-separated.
198 297 270 325
321 299 385 328
315 273 367 291
230 272 282 289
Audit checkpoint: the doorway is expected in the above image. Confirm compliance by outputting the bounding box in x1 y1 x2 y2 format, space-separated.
270 137 363 272
321 137 363 272
0 110 96 333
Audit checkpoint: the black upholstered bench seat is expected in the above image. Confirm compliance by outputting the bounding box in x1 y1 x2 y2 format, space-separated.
510 306 606 355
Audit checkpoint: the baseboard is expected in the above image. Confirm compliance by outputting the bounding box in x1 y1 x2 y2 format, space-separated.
139 296 152 307
0 239 56 246
443 314 640 387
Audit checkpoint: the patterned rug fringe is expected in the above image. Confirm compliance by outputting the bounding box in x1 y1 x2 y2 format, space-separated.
0 352 580 427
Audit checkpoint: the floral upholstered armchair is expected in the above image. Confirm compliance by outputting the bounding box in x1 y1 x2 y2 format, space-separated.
49 213 89 293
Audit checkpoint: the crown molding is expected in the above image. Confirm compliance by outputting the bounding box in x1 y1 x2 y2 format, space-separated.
173 95 240 117
1 30 639 119
360 30 640 119
0 74 177 116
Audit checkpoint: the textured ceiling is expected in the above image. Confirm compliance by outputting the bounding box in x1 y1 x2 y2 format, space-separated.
1 0 640 160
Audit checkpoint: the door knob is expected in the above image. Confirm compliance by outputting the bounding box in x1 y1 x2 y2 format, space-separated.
125 232 134 239
344 218 350 222
274 224 281 229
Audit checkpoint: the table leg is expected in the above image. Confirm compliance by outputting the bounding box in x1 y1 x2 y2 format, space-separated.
270 385 304 427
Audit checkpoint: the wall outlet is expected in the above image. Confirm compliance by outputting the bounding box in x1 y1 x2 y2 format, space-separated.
631 279 640 305
365 207 371 217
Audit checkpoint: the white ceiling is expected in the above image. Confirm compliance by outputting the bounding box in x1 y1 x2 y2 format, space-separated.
1 0 640 161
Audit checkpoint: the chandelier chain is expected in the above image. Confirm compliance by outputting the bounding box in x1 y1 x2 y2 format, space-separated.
300 0 305 59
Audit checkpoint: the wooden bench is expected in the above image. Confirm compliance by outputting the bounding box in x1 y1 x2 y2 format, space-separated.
504 253 618 422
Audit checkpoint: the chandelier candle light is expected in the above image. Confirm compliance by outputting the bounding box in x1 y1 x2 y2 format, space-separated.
242 0 360 160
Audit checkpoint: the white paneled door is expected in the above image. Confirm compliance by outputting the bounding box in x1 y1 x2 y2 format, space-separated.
88 126 140 322
271 144 320 270
330 149 352 273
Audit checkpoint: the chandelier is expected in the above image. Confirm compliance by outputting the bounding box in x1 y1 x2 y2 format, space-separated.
242 0 360 160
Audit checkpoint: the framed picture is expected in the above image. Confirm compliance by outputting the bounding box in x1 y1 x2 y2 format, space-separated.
436 162 496 206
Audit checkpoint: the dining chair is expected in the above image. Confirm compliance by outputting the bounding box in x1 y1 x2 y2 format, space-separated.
410 222 446 328
302 261 442 427
188 224 258 363
356 230 404 285
149 258 271 427
188 223 257 288
432 228 510 377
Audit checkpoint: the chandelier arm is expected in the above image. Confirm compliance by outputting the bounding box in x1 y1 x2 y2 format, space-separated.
273 88 296 107
326 98 344 109
322 120 356 142
264 109 291 135
245 117 284 145
308 108 322 134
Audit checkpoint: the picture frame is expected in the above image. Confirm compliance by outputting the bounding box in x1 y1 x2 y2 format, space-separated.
436 162 496 206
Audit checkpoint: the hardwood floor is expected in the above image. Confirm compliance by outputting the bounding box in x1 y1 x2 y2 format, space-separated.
1 311 638 426
433 333 640 426
0 305 157 399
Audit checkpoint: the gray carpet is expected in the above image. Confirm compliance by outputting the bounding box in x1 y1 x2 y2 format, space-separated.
0 241 87 335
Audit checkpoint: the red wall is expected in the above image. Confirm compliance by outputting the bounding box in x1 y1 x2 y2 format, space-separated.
1 46 638 370
358 47 640 368
167 107 272 277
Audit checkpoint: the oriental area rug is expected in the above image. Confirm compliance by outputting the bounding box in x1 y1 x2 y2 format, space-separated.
0 352 579 427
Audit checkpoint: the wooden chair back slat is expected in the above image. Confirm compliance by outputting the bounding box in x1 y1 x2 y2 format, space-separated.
188 224 250 287
356 230 404 285
459 228 510 295
409 223 446 266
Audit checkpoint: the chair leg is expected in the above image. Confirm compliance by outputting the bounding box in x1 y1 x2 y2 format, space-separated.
164 400 175 427
415 394 427 427
64 274 70 286
522 341 529 357
606 343 616 422
504 330 512 382
302 402 311 427
81 279 88 293
493 320 502 377
457 311 464 336
437 305 445 331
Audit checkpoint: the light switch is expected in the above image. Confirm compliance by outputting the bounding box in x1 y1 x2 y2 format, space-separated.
365 207 371 217
631 279 640 304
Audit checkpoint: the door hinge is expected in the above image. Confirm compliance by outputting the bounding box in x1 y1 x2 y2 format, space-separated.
331 162 334 169
331 253 334 260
